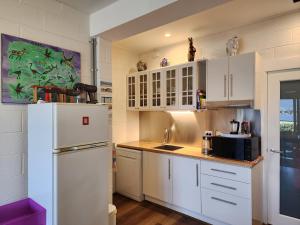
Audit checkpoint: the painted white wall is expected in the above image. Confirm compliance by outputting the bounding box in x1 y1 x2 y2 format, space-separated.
0 0 91 206
90 0 177 36
111 46 139 144
139 11 300 70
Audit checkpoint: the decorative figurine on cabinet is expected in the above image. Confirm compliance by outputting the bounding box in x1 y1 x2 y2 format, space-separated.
137 60 147 71
188 37 196 62
160 58 168 67
226 36 239 56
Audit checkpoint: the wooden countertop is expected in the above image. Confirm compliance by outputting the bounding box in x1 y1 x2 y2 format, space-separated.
117 141 263 168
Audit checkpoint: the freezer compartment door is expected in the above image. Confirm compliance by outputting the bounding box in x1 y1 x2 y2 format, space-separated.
53 146 109 225
54 104 108 149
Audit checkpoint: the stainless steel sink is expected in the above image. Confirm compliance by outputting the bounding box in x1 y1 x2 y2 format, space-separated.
154 145 183 151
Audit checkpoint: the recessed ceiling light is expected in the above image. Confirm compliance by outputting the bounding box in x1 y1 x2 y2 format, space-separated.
164 33 171 37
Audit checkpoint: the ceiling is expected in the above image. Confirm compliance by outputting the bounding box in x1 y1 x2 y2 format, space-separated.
113 0 300 54
56 0 117 14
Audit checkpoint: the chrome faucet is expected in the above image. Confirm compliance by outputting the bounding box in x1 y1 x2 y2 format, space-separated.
163 128 171 145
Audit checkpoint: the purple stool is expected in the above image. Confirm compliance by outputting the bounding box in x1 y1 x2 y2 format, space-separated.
0 198 46 225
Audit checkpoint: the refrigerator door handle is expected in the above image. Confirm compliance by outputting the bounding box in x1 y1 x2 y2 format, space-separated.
53 142 109 154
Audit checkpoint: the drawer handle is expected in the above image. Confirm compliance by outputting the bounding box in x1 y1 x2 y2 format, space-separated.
196 164 199 187
211 168 236 175
211 197 237 206
211 182 237 190
168 159 171 180
118 155 136 160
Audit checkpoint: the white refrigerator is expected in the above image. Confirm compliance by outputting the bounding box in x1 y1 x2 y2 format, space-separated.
28 103 109 225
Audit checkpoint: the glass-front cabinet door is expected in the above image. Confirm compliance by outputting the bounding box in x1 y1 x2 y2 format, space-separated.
138 72 149 110
164 67 178 110
179 62 197 110
127 74 138 110
150 69 163 110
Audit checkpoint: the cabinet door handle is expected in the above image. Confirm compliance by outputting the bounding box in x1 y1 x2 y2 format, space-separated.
168 159 171 180
196 164 199 187
224 75 227 97
210 182 237 190
211 197 237 206
211 168 236 175
230 74 233 97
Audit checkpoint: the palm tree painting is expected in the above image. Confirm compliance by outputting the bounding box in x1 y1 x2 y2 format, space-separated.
1 34 81 104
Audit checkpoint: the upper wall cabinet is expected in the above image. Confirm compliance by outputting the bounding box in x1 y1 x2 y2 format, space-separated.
127 74 138 110
206 52 262 108
179 62 198 110
164 66 179 110
127 71 150 111
127 61 200 111
138 72 150 110
150 69 164 110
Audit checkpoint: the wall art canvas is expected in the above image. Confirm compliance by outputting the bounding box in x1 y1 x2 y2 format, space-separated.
1 34 81 104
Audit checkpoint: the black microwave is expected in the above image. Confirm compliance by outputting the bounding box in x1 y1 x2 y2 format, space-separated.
211 136 260 161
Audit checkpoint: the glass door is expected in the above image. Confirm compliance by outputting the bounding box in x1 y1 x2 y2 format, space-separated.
127 75 137 110
138 73 149 110
150 70 163 110
165 67 178 110
268 70 300 225
179 63 197 110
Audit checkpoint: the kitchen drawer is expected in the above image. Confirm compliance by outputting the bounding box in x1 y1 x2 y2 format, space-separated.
201 160 251 183
116 147 142 159
201 174 251 199
201 188 252 225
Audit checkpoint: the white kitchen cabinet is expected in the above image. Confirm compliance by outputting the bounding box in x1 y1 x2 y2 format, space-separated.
178 62 198 110
202 188 252 225
206 56 228 102
127 61 202 111
127 71 150 111
127 74 138 110
229 52 255 101
143 151 172 203
116 148 143 201
137 72 150 110
150 69 164 110
201 160 262 225
164 66 179 110
172 156 201 214
206 52 261 104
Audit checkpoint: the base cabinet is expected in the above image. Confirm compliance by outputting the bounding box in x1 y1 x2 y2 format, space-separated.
115 148 143 201
143 151 172 203
141 151 262 225
172 156 201 214
202 188 251 225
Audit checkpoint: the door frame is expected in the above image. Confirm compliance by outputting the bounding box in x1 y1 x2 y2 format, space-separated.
261 56 300 224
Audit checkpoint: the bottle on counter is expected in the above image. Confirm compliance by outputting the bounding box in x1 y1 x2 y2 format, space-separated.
202 131 212 155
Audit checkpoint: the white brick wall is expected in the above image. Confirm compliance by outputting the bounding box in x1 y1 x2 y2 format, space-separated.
140 11 300 69
0 0 91 205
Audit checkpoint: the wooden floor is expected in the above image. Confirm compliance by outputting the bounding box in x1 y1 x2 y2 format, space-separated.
113 194 210 225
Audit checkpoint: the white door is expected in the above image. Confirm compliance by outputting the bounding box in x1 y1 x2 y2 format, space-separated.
143 151 172 203
229 52 255 101
268 69 300 225
164 66 179 110
179 62 197 110
150 69 164 110
54 104 108 149
53 145 109 225
173 156 201 213
206 57 228 102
